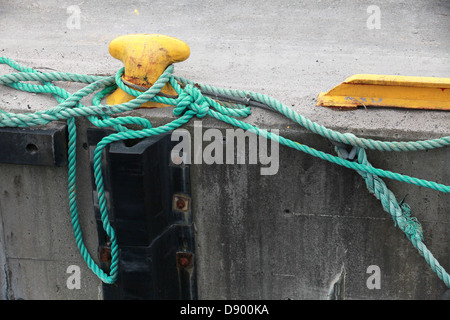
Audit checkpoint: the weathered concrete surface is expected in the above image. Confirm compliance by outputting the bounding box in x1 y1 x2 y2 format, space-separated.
189 120 450 300
0 120 103 300
0 0 449 299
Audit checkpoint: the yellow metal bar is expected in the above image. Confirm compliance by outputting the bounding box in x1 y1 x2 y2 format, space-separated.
316 74 450 111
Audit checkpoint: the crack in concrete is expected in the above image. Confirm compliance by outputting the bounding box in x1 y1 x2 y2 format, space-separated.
327 264 346 300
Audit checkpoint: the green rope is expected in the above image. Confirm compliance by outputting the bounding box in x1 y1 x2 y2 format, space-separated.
337 147 449 287
0 56 448 288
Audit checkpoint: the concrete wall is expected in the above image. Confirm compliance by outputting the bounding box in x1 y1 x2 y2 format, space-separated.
190 119 450 300
0 119 103 300
0 0 449 300
0 113 448 300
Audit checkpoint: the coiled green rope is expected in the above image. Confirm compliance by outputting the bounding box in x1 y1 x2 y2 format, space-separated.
0 56 448 288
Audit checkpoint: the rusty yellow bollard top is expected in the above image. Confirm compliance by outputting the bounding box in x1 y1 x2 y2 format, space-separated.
107 34 190 108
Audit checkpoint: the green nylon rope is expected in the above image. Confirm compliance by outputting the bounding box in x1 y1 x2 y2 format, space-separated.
0 56 448 288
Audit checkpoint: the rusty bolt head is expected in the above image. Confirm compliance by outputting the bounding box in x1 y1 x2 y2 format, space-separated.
178 256 190 267
99 246 112 264
176 252 193 269
176 252 194 268
176 198 186 210
173 194 190 212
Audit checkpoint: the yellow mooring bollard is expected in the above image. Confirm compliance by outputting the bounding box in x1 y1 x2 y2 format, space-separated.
316 74 450 111
107 33 190 108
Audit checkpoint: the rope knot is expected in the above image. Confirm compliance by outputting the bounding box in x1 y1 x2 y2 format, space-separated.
173 84 210 118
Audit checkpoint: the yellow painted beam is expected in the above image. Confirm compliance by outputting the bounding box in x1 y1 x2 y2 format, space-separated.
316 74 450 111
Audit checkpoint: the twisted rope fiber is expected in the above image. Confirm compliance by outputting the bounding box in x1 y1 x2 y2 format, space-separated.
336 147 450 287
0 57 448 287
